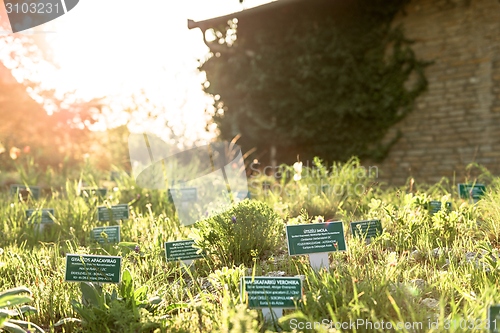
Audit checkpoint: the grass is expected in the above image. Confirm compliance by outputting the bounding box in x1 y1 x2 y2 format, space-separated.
1 158 500 332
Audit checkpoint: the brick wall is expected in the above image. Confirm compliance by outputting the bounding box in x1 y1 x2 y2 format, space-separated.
371 0 500 186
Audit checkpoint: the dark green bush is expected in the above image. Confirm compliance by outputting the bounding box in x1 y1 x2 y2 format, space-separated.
193 199 284 267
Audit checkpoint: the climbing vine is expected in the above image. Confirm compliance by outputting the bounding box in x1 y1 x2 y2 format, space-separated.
201 0 430 164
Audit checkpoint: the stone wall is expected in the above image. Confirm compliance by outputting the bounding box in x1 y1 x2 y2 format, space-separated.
373 0 500 186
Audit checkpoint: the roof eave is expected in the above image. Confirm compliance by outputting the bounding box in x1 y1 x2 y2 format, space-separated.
187 0 305 31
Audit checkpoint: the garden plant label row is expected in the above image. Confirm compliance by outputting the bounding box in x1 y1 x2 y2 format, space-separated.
91 225 120 244
240 276 302 308
11 184 40 200
286 221 347 256
97 204 130 221
286 221 347 271
65 254 121 283
165 239 203 262
80 188 108 198
428 201 452 215
26 208 55 224
458 183 486 202
350 219 383 240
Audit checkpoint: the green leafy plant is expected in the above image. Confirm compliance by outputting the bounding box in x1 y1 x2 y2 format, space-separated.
0 286 43 333
55 269 165 333
193 199 284 267
207 266 246 299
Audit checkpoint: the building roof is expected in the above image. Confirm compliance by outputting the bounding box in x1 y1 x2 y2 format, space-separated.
188 0 305 31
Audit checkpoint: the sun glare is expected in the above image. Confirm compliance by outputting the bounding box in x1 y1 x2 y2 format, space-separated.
3 0 275 145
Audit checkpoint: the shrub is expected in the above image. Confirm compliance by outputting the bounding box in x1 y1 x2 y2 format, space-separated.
192 200 284 267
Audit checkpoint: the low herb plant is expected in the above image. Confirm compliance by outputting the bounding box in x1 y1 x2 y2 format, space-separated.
55 269 166 333
193 199 284 268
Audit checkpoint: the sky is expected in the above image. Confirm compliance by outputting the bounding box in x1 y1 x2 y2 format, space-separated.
2 0 274 146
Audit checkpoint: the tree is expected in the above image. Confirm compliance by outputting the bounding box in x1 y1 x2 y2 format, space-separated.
0 63 104 170
0 14 103 171
200 0 429 166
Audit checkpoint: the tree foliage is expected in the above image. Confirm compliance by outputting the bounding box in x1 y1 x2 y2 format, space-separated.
200 0 429 165
0 37 103 171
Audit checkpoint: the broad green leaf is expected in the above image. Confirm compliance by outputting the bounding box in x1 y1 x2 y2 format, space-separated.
0 308 19 317
0 286 32 303
80 283 102 307
2 321 26 333
18 305 37 315
133 285 148 302
120 269 133 299
8 319 45 333
53 317 82 327
110 289 118 301
0 295 32 309
71 302 97 322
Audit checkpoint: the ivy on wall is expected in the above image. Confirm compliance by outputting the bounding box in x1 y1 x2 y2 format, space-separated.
200 0 430 164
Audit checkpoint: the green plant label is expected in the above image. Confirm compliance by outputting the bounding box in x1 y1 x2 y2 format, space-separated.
428 201 452 215
91 226 120 244
286 221 347 256
489 305 500 332
80 188 108 198
10 185 40 200
65 254 121 284
458 183 486 201
26 209 54 224
240 277 302 308
168 188 197 203
350 219 382 239
165 239 203 261
97 204 130 221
